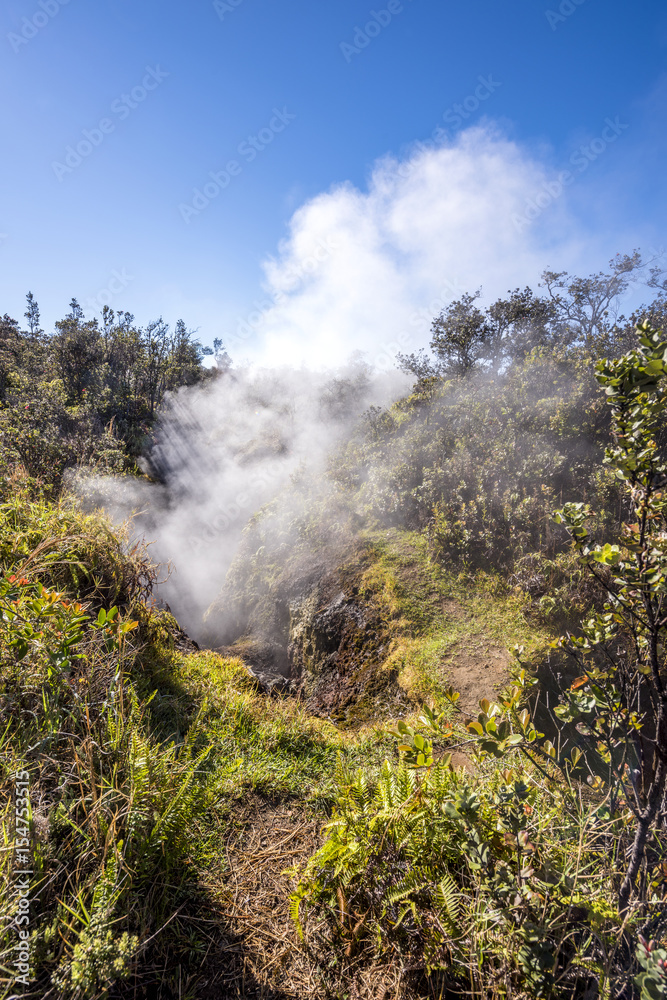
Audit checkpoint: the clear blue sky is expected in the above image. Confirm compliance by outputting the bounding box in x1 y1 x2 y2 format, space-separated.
1 0 666 355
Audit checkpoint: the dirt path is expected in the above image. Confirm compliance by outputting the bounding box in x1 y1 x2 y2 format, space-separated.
194 798 320 998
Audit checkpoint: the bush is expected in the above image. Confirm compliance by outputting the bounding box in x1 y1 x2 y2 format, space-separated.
293 752 625 998
0 573 212 999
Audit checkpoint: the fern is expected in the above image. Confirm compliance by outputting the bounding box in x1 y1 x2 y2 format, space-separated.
386 867 431 905
293 749 617 996
433 872 461 932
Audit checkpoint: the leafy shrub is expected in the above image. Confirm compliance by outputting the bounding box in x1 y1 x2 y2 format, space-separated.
293 751 623 997
636 936 667 1000
334 347 623 600
0 299 215 496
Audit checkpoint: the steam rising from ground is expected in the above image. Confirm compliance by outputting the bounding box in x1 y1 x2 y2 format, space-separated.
86 123 620 642
87 364 409 641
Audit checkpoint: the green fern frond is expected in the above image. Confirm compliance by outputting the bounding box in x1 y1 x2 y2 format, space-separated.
433 872 461 932
387 868 429 905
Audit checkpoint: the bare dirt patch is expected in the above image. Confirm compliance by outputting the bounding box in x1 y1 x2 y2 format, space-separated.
439 632 511 714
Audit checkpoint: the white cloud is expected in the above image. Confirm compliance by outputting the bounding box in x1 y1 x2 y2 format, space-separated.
250 125 587 369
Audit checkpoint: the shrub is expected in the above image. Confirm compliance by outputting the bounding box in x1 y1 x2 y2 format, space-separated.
293 751 624 998
0 574 211 999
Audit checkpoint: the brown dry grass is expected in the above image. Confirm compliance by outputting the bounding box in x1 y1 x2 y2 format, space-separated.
190 797 321 999
186 796 439 1000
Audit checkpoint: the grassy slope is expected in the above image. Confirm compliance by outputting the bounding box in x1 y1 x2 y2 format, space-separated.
358 527 550 709
0 489 556 999
123 558 553 997
129 529 556 997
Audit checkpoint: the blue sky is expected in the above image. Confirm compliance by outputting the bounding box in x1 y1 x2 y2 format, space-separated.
1 0 666 363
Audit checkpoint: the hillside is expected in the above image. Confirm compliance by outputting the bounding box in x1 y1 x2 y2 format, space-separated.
2 261 667 998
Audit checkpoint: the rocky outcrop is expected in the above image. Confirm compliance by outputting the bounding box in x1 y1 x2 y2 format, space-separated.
287 576 408 723
210 541 410 723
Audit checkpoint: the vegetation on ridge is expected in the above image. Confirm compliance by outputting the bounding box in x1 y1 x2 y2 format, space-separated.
1 255 667 997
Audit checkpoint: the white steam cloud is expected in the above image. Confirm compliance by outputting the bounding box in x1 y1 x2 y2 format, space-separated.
85 364 408 642
87 124 611 648
245 125 586 369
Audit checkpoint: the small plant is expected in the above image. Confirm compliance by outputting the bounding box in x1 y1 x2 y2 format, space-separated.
636 936 667 1000
54 917 139 996
292 741 621 997
0 556 215 998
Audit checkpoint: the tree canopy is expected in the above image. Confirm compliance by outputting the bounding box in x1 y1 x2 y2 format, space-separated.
0 296 220 492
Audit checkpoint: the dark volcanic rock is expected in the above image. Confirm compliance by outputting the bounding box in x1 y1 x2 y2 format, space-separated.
287 560 410 724
209 539 411 724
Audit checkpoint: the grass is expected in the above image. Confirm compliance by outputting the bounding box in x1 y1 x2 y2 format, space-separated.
0 490 155 607
0 517 394 998
143 644 393 804
0 490 645 999
355 527 552 707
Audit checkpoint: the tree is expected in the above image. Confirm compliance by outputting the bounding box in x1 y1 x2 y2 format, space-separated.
540 250 661 351
0 314 21 403
398 290 491 380
554 320 667 910
53 304 103 405
486 285 559 365
141 318 172 417
167 319 210 389
429 290 491 375
24 291 42 337
100 309 146 435
399 253 666 386
398 286 558 380
212 336 232 371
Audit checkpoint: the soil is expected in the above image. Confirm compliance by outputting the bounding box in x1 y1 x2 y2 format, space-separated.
435 598 511 714
439 636 511 715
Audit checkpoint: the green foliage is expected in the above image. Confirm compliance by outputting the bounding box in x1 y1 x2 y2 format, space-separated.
386 717 439 768
293 751 623 997
3 265 667 997
552 321 667 909
636 936 667 999
61 924 138 995
0 496 394 997
335 344 619 602
0 492 155 605
398 254 649 381
329 258 666 621
0 297 216 494
0 569 213 998
294 315 667 995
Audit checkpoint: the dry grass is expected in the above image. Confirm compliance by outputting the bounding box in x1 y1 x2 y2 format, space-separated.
187 796 427 1000
192 797 320 998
